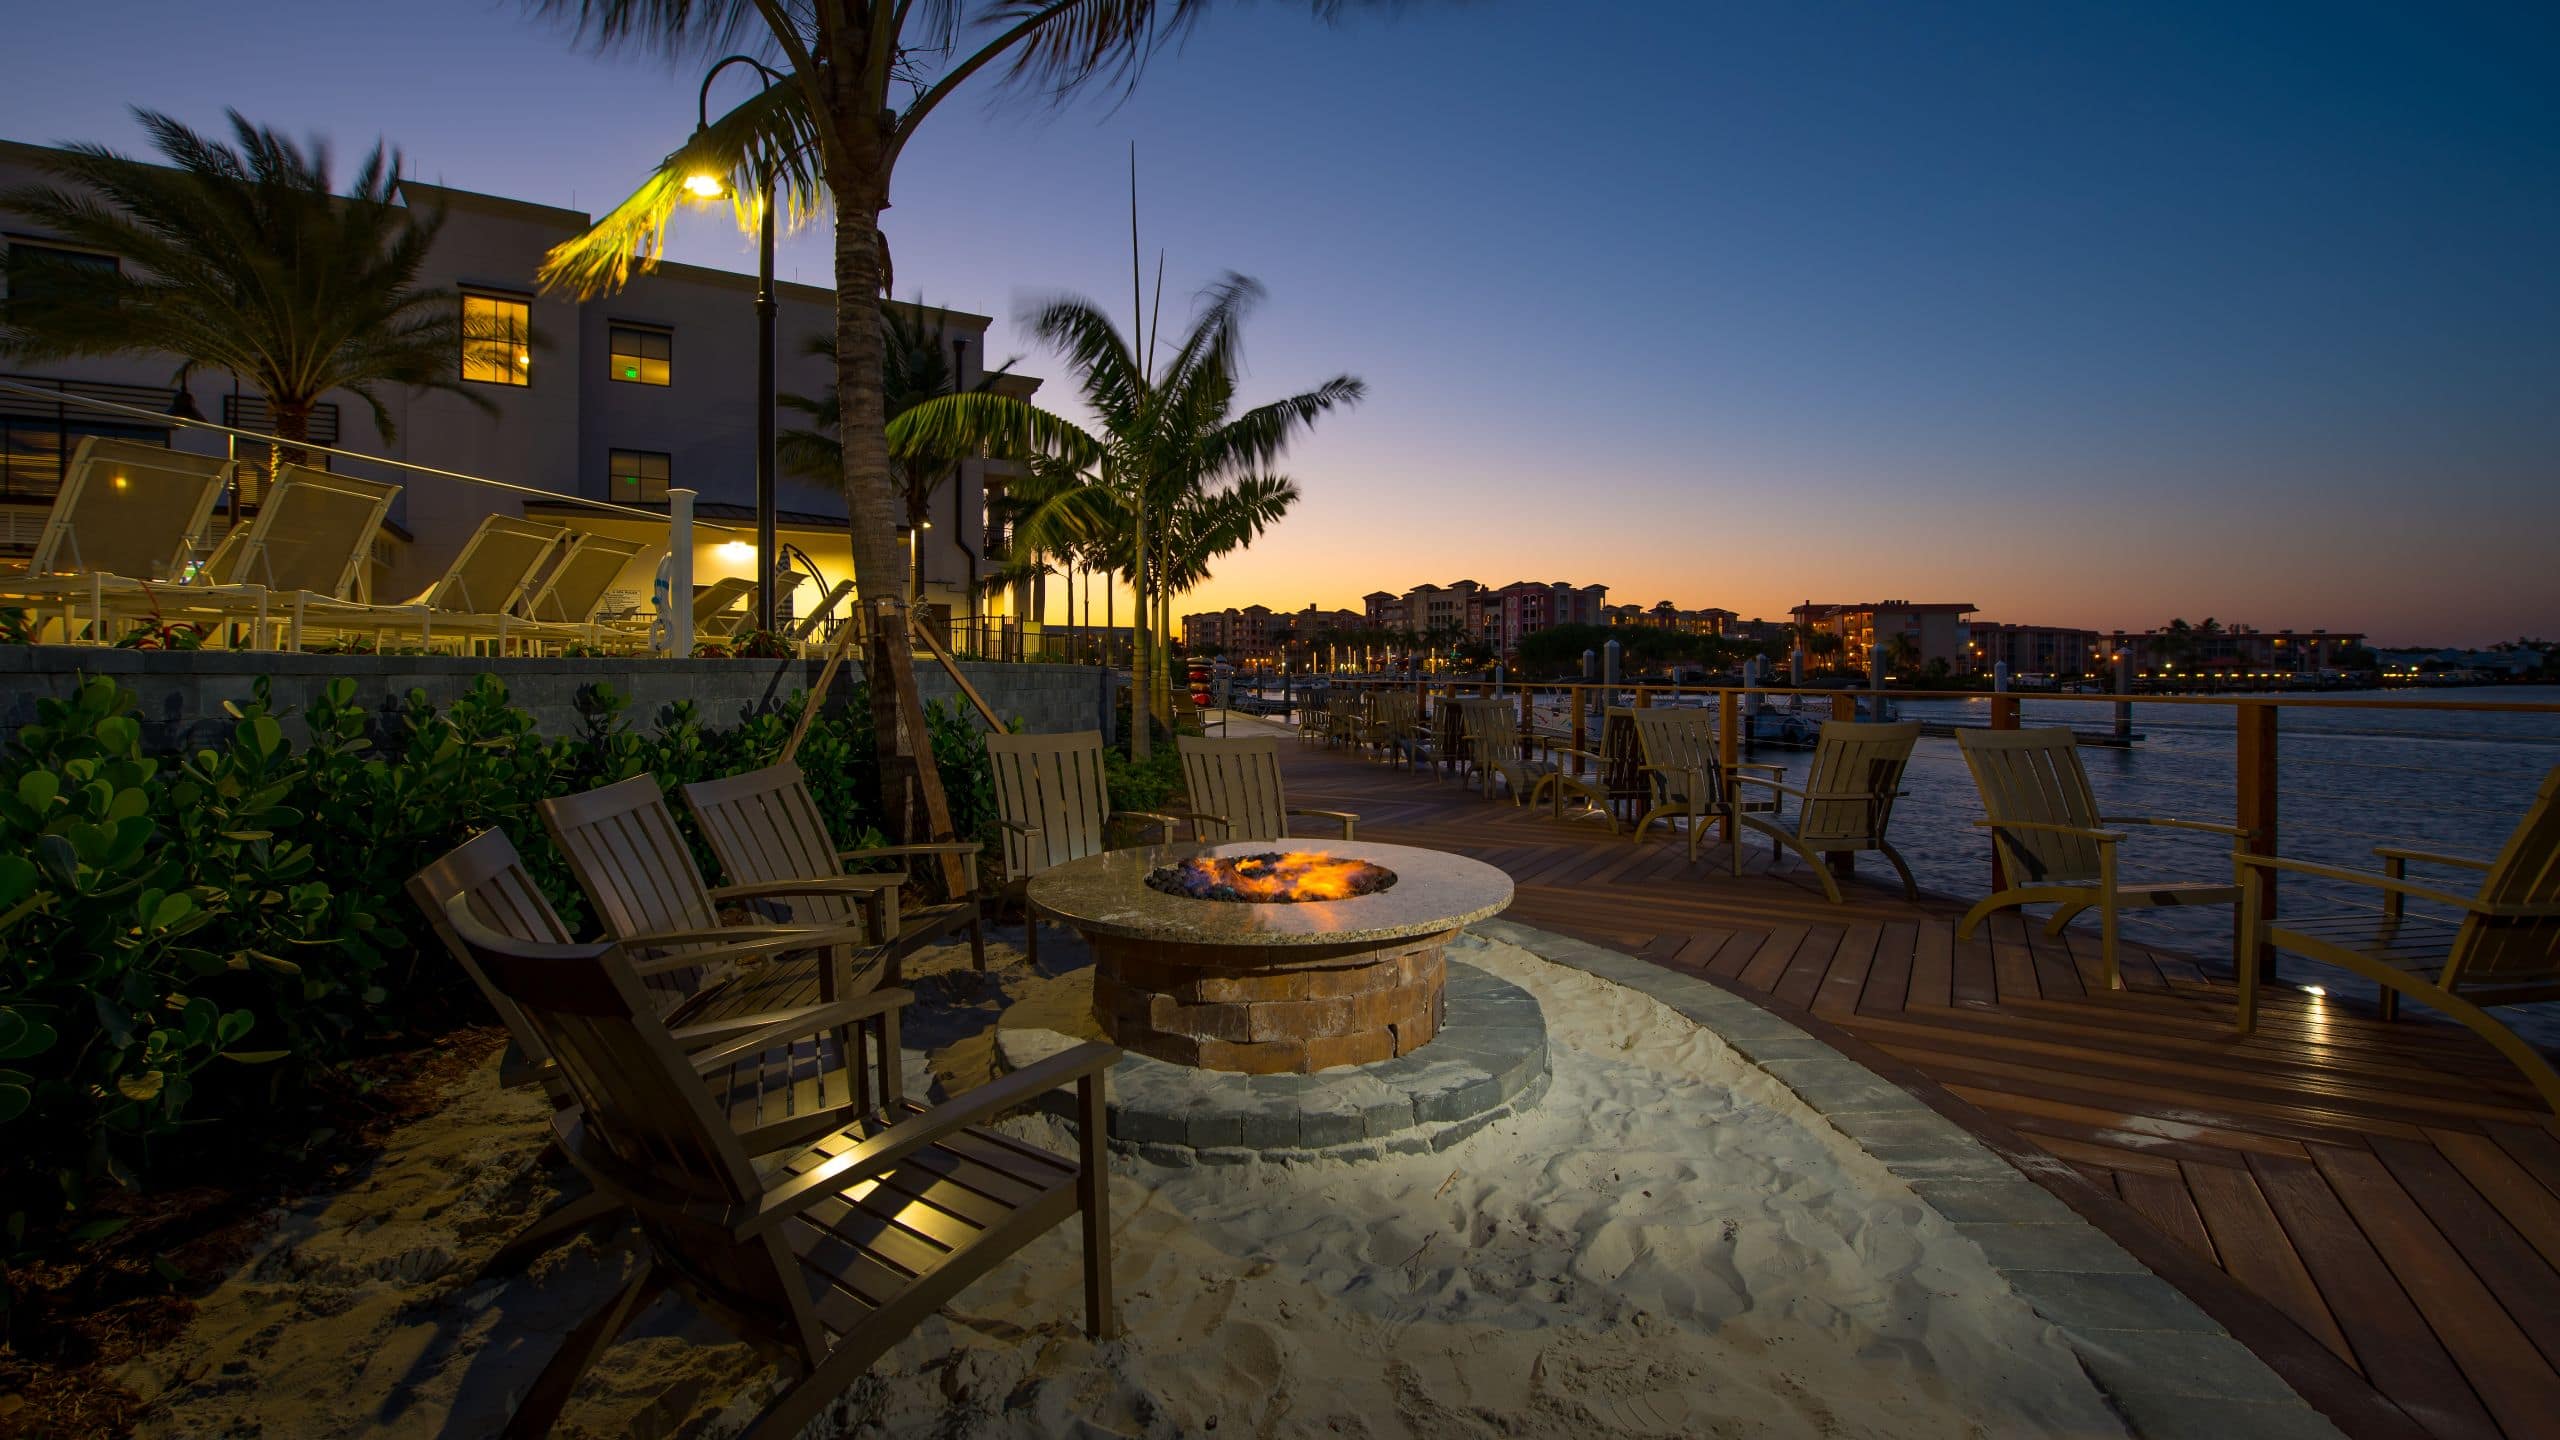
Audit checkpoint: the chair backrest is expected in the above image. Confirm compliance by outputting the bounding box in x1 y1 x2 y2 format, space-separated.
1800 721 1923 844
790 579 855 641
417 514 566 614
444 902 822 1356
1956 727 2104 885
679 761 877 946
1460 698 1520 753
2449 766 2560 987
538 774 723 947
406 827 578 1089
223 465 400 599
26 436 232 581
1178 734 1291 844
1631 706 1725 804
1370 689 1418 738
691 576 756 623
986 730 1115 879
520 531 649 624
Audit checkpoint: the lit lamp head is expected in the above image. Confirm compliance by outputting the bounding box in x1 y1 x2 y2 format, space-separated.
682 171 729 200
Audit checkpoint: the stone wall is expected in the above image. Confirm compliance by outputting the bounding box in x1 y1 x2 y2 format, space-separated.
0 646 1114 753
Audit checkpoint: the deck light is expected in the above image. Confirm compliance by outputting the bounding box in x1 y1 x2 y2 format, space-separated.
717 540 754 562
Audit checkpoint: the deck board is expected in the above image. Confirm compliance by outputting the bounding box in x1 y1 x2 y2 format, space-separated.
1272 728 2560 1440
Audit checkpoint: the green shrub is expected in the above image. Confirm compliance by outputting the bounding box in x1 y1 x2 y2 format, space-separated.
0 670 1001 1227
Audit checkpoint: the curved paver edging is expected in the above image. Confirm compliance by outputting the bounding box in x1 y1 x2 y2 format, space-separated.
994 958 1550 1167
1469 918 2349 1440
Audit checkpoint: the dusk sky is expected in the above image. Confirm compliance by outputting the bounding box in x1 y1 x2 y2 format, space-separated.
5 1 2554 645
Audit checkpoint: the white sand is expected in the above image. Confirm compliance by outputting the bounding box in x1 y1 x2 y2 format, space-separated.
126 937 2127 1439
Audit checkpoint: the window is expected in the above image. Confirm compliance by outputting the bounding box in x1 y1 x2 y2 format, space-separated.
4 239 117 318
608 325 671 385
461 292 531 385
609 448 671 503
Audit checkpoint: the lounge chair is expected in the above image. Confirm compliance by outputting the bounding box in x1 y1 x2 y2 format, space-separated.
2236 766 2560 1113
1629 706 1785 861
681 760 991 976
514 529 652 647
441 900 1122 1440
1733 720 1923 902
0 437 233 639
406 827 893 1273
985 730 1199 966
1956 726 2247 989
113 464 401 649
295 512 569 654
1176 734 1357 843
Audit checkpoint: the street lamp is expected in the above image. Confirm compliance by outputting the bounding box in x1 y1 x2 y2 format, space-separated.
685 54 787 635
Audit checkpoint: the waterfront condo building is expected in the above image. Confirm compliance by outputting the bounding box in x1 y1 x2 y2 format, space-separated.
1968 622 2105 678
2106 625 2369 677
1791 600 1979 672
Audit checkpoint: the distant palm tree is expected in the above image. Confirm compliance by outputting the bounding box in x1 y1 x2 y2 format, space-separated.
1884 633 1921 675
0 109 490 482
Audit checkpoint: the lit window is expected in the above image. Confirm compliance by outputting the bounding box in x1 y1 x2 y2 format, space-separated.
462 292 532 386
609 325 671 385
609 448 671 503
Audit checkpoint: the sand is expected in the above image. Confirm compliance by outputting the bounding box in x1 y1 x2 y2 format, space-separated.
123 932 2128 1439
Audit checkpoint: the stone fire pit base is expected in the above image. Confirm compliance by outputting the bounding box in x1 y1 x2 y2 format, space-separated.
999 951 1548 1167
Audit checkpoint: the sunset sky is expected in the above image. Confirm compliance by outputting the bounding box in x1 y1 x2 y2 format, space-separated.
5 1 2554 645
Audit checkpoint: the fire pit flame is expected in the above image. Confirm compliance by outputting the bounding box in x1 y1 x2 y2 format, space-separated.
1145 850 1398 904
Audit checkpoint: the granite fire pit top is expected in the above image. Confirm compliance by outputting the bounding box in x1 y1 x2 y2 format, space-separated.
1026 840 1513 947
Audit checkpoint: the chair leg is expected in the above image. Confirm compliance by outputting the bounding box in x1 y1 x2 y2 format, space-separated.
475 1187 622 1281
1956 895 2010 942
1878 842 1919 901
1077 1072 1118 1340
2406 984 2560 1118
2377 990 2399 1023
966 903 988 973
2099 900 2122 991
2233 878 2262 1034
502 1257 664 1439
2043 900 2092 937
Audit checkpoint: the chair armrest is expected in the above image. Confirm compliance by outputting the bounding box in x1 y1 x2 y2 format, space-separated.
684 990 914 1074
1120 809 1223 843
1972 818 2126 844
838 841 983 861
1731 762 1788 776
997 818 1043 837
740 1041 1123 1236
2375 845 2494 872
1732 774 1812 800
622 920 878 971
2231 853 2480 910
1289 808 1359 838
2102 815 2254 839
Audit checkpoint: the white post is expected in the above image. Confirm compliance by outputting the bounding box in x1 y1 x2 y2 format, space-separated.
1993 660 2011 693
664 487 696 658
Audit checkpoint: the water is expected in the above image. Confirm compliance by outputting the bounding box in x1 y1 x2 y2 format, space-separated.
1506 685 2560 1041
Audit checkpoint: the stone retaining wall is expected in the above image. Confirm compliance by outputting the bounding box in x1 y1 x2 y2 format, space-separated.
0 645 1114 752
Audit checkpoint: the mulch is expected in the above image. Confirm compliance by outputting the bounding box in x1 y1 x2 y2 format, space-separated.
0 1024 508 1440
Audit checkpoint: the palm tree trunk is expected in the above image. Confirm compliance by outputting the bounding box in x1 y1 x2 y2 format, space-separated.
269 401 312 497
1129 498 1152 761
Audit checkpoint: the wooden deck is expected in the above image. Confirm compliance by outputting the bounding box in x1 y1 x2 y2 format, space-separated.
1271 732 2560 1440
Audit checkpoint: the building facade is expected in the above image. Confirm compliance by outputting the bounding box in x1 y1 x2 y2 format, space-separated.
2105 625 2369 677
1791 600 1979 672
1969 622 2103 678
0 139 1035 633
1604 600 1738 636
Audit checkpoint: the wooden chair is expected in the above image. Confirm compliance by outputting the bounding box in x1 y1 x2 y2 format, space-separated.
2237 766 2560 1114
536 775 901 1011
1366 689 1426 770
406 827 891 1274
1733 720 1924 902
681 760 990 974
1956 727 2247 988
442 901 1122 1440
1460 700 1610 824
1175 734 1357 844
1629 707 1784 861
986 730 1197 966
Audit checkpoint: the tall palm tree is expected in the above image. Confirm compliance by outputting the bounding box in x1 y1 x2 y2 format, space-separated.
0 109 490 482
890 274 1360 756
528 1 1415 818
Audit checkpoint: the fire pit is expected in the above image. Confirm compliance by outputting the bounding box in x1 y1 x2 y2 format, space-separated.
1027 840 1513 1074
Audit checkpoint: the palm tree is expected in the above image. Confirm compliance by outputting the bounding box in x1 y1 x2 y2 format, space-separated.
1884 632 1921 676
529 1 1416 819
0 109 490 483
890 274 1360 756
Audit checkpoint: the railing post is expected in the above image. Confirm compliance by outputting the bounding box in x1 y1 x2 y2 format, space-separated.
2236 701 2280 983
1570 684 1587 776
661 487 696 658
1987 693 2020 888
1830 692 1856 723
1718 687 1742 846
1518 687 1534 762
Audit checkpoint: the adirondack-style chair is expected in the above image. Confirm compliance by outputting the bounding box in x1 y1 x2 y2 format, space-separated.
1956 727 2248 988
1733 720 1924 902
1365 689 1427 770
1629 707 1785 861
406 827 890 1274
2236 766 2560 1113
443 901 1122 1440
1459 700 1600 819
1175 734 1357 844
986 730 1198 965
537 775 903 1011
681 760 989 974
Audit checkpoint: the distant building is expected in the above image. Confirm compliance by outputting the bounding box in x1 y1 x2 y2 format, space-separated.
1487 580 1608 650
1361 589 1406 631
2105 625 2367 677
1970 622 2102 678
1792 600 1979 672
1181 603 1276 659
1605 600 1737 636
2375 648 2539 680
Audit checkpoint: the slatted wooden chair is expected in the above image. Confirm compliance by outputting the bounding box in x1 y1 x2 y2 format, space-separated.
682 760 989 974
1365 689 1428 770
537 775 903 1017
1175 734 1357 844
443 901 1122 1440
1459 700 1607 826
1956 727 2248 988
1732 720 1924 902
407 827 900 1272
986 730 1198 966
2237 766 2560 1114
1629 706 1785 861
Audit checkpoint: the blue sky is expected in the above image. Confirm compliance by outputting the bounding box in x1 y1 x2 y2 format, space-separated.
5 0 2554 643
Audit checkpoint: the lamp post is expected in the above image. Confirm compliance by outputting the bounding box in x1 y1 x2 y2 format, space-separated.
685 54 786 636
